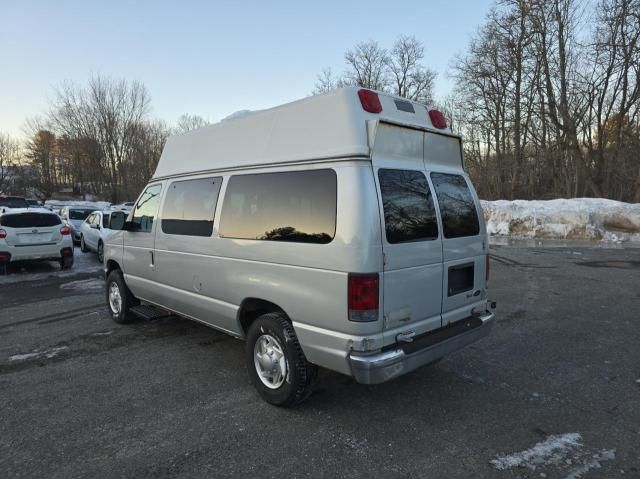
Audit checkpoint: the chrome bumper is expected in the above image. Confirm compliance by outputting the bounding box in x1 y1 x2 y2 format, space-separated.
349 311 495 385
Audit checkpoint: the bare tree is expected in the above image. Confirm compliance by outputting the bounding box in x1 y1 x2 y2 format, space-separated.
312 68 345 95
450 0 640 202
49 74 151 202
0 133 20 194
344 41 390 90
24 129 58 200
175 114 211 134
388 35 437 104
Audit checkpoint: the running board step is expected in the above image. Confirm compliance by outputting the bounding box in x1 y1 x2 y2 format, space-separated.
130 305 172 320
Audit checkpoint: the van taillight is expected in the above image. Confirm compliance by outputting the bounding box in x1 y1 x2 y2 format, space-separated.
428 109 447 129
358 89 383 113
0 229 6 239
348 273 379 322
60 226 71 236
486 255 490 282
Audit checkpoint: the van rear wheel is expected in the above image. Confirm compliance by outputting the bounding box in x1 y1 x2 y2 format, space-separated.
246 313 316 407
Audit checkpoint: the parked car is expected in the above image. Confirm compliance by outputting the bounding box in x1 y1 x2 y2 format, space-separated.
0 209 74 271
105 87 495 406
79 210 112 263
59 206 97 244
0 195 29 213
26 199 41 207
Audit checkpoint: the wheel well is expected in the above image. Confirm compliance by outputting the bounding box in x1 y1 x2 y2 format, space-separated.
238 298 287 336
106 259 120 275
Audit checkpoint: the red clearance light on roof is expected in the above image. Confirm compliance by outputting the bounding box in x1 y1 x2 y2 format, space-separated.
358 89 383 114
428 109 447 129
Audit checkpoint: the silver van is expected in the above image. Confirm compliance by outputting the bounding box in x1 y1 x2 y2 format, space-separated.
105 87 495 406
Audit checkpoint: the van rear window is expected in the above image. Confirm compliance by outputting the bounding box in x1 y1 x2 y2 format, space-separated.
378 169 438 243
430 173 480 238
219 170 337 244
0 213 61 228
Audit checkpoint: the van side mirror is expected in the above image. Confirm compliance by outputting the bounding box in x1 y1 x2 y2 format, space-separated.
109 210 127 230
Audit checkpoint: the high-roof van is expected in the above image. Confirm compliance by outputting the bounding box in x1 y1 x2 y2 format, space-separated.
105 87 496 406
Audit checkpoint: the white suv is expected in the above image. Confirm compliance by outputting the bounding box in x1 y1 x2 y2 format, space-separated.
0 209 74 271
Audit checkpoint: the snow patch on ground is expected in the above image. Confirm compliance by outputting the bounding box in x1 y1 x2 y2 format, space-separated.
9 346 69 362
491 433 582 470
0 248 102 285
491 433 615 478
482 198 640 242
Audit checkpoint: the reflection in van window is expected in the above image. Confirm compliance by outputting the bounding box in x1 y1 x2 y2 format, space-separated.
219 170 337 244
131 184 162 232
161 177 222 237
430 173 480 238
378 169 438 243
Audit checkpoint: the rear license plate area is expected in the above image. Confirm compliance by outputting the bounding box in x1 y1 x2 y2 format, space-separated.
448 263 474 296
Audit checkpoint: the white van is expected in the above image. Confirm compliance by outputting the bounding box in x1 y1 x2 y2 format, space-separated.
104 87 495 406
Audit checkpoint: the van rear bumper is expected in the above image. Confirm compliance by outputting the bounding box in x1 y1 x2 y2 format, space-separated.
349 311 495 384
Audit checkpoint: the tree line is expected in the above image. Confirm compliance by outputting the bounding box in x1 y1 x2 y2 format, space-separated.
0 76 210 202
447 0 640 202
315 0 639 202
2 0 638 203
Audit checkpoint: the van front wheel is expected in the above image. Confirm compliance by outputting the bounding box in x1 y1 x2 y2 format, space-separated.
106 270 136 324
246 313 315 407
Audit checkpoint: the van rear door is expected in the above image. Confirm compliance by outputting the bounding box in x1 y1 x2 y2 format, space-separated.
371 124 444 346
425 133 487 325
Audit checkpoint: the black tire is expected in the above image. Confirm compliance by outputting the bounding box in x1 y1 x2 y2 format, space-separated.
97 241 104 263
60 254 74 270
246 313 316 407
80 235 89 253
106 269 137 324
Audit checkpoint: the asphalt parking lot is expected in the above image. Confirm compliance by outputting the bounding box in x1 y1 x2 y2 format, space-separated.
1 243 639 478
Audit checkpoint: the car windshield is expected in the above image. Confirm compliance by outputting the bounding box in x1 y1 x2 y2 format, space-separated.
0 212 62 228
69 209 95 220
0 197 29 208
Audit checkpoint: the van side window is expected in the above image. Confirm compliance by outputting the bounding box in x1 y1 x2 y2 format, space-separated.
161 177 222 237
219 170 337 244
430 173 480 238
378 169 438 243
131 184 162 233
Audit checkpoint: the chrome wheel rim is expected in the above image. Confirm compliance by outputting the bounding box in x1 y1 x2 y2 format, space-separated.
108 282 122 315
254 334 287 389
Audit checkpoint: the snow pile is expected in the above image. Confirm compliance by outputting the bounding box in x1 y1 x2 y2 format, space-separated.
44 200 111 210
221 110 255 122
481 198 640 242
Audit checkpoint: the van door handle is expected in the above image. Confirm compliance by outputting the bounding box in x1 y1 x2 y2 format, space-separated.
149 251 154 267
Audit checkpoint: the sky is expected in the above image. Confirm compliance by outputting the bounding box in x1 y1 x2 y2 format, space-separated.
0 0 494 137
